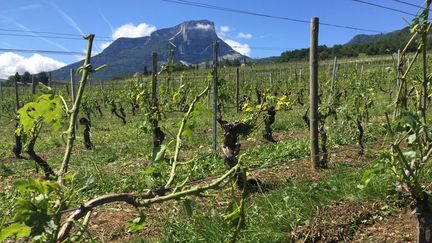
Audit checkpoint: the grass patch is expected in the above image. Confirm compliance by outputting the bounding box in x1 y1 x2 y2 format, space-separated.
155 163 394 242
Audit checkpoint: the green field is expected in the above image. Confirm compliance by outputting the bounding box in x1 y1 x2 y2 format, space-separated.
0 45 431 242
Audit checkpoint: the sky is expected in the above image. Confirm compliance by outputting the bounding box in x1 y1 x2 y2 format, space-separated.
0 0 427 79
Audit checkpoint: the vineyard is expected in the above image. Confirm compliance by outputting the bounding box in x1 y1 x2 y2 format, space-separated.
1 3 432 243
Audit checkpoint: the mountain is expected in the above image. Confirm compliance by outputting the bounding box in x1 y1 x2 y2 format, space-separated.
52 20 245 81
279 27 418 62
345 27 409 46
345 27 411 46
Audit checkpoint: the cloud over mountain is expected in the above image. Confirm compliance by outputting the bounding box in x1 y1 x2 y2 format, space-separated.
99 22 157 51
112 22 157 39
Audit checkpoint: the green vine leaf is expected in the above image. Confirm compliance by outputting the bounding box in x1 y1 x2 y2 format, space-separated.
17 94 63 134
0 223 31 241
151 144 167 163
125 212 146 233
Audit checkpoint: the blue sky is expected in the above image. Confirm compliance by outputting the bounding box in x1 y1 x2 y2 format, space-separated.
0 0 427 78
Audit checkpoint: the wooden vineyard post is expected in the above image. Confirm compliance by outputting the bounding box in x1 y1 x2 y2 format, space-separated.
396 49 401 87
100 81 105 106
152 52 158 107
422 31 428 125
212 41 219 153
167 42 175 92
0 82 2 100
14 77 20 111
299 69 303 82
393 49 402 120
269 72 272 87
330 56 338 97
236 67 240 113
49 72 52 87
310 17 320 170
31 75 36 94
207 76 211 109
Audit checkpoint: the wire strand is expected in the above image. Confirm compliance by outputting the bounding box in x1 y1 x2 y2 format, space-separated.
390 0 425 10
0 27 112 40
161 0 383 33
352 0 417 17
0 48 85 56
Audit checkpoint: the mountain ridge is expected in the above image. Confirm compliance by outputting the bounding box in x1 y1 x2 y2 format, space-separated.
345 27 409 46
52 20 245 81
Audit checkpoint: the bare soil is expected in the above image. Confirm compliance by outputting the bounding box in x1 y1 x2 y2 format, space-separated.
291 200 384 242
353 209 416 243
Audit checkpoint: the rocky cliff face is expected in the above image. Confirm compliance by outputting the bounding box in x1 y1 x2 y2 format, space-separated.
52 20 244 81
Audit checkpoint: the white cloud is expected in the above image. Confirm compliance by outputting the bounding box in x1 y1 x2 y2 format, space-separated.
193 23 213 31
224 39 251 56
99 41 112 50
112 22 157 39
237 32 253 39
98 22 157 51
220 25 230 33
0 53 66 79
217 25 231 37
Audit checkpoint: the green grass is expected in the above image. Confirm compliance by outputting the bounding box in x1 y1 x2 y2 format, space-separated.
155 163 394 243
0 55 420 241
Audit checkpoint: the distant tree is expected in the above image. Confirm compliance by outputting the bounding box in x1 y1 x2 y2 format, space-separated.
21 72 31 84
232 59 241 67
278 27 423 62
37 72 49 85
224 59 241 67
143 66 149 76
5 75 15 86
14 72 21 84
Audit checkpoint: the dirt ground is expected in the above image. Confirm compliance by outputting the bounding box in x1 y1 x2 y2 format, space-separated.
291 200 384 242
63 142 402 242
353 209 416 243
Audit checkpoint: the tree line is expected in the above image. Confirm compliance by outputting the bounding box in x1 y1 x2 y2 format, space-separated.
278 27 430 62
3 71 50 86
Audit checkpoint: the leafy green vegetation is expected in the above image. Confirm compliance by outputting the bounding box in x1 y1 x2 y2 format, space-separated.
279 27 430 62
1 12 432 241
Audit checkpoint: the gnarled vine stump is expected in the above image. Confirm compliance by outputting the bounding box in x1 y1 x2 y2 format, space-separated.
79 117 94 150
218 119 252 189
